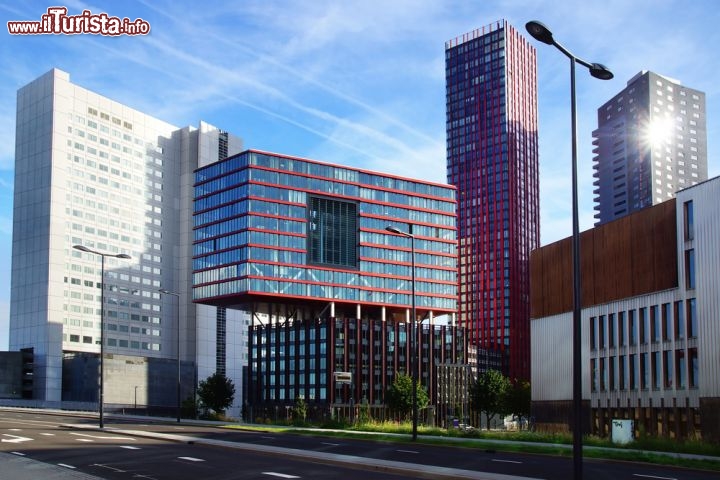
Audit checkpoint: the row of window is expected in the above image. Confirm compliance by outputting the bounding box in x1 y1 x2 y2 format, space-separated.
64 333 161 351
193 259 457 293
194 279 456 310
589 300 697 350
590 348 698 392
197 151 455 200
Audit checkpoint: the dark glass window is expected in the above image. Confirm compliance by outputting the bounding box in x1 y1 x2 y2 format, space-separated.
307 196 358 268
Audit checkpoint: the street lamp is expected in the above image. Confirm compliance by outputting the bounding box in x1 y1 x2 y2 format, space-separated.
159 288 181 423
73 245 131 429
385 225 418 441
525 20 613 480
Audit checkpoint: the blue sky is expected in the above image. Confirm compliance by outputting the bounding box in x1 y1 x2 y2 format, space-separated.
1 0 719 348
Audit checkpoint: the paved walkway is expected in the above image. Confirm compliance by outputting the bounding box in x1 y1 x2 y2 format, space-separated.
1 451 104 480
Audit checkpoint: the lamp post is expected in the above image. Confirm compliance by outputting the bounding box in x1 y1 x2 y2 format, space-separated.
525 21 613 480
73 245 131 429
159 288 181 423
385 225 418 441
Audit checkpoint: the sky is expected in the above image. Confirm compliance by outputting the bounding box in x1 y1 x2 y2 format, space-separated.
1 0 719 349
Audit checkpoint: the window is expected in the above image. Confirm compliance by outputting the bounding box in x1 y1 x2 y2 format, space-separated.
685 249 696 289
663 350 673 388
687 298 697 337
639 307 648 343
674 301 685 339
676 350 686 389
307 196 358 268
688 348 699 388
638 353 647 390
651 305 660 343
662 303 672 341
618 311 626 346
652 351 661 389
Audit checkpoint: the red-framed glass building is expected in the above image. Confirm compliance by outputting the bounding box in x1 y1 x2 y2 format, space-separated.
445 20 539 381
192 150 467 419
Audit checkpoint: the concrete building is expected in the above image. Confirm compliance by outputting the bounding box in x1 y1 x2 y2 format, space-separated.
531 176 720 442
192 150 465 421
9 69 246 415
592 71 707 226
445 20 539 380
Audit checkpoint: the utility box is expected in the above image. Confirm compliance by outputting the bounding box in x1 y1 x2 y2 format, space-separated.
611 419 634 445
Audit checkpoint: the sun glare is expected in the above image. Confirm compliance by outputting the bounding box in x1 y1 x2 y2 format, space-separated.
644 117 674 146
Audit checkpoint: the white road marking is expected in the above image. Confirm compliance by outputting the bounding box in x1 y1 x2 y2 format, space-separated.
320 442 340 447
262 473 300 479
261 436 275 440
58 464 77 469
8 428 22 432
11 452 26 456
69 432 136 441
492 459 522 464
178 456 205 462
120 445 141 450
1 434 33 443
633 475 677 480
93 464 126 473
40 433 55 436
76 438 94 442
397 449 419 454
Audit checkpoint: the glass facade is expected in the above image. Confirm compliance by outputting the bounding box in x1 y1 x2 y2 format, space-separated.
445 21 539 380
193 150 458 314
248 317 466 411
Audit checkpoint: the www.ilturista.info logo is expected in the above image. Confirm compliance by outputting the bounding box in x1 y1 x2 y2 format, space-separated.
7 6 151 36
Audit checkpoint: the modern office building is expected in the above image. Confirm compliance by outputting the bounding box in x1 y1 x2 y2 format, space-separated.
592 70 707 225
9 69 246 413
192 150 465 419
531 176 720 442
445 20 539 380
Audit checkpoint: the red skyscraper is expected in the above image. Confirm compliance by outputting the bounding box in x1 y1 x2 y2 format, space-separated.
446 20 539 381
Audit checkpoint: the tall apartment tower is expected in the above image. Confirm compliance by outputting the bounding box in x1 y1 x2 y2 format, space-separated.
592 70 707 225
445 20 539 380
10 69 245 411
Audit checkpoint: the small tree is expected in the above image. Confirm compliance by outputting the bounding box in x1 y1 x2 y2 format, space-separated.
470 369 510 430
291 395 307 425
505 379 531 429
386 372 429 421
197 372 235 417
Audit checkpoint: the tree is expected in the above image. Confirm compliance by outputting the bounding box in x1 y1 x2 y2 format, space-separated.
470 369 510 430
291 395 307 425
385 372 429 421
505 379 531 429
197 372 235 416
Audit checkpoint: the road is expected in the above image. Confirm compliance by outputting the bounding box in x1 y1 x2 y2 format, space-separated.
0 409 716 480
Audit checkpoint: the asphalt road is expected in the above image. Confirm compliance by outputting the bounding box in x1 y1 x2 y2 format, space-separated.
0 409 717 480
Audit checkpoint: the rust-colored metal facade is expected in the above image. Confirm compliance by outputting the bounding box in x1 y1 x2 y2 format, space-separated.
530 199 678 319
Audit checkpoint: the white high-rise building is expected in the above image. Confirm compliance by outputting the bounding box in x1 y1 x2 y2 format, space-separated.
9 69 246 414
592 71 708 226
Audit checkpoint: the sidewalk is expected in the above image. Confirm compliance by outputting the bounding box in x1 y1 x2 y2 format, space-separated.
0 452 104 480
